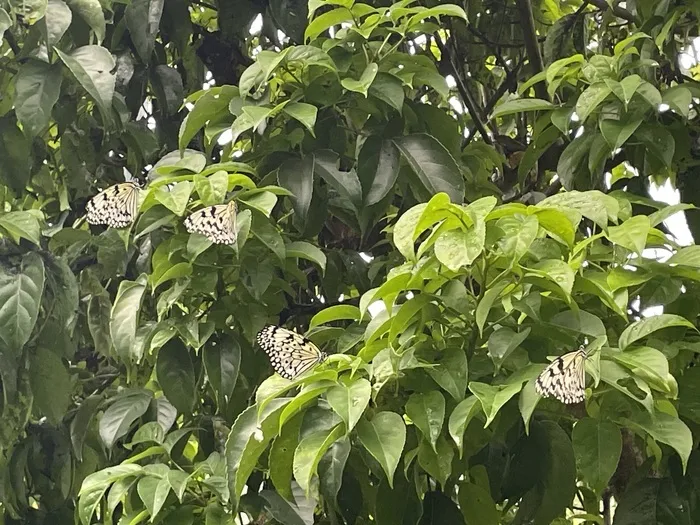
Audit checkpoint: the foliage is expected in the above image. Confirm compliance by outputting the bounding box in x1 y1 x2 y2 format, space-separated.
0 0 699 524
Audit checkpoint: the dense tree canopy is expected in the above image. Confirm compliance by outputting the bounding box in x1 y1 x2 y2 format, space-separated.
0 0 700 523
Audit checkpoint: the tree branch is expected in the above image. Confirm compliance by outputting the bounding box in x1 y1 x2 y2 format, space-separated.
434 33 493 145
587 0 637 23
514 0 549 101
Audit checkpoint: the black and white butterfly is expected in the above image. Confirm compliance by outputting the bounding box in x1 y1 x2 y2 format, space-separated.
256 325 327 380
184 201 237 245
86 181 141 228
535 346 587 404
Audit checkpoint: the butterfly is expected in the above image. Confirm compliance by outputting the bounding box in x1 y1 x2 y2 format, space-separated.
184 201 238 245
535 346 587 404
86 181 141 228
256 325 328 380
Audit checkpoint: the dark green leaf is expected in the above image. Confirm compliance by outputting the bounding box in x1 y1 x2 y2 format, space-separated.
203 335 241 410
65 0 106 43
157 338 196 414
29 346 72 425
125 0 164 63
418 491 465 525
99 389 153 448
14 60 62 137
572 418 622 495
405 391 445 451
356 412 406 488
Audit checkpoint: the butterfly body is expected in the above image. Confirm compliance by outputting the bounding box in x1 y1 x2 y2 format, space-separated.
535 346 587 404
256 325 327 380
86 181 140 228
184 201 237 245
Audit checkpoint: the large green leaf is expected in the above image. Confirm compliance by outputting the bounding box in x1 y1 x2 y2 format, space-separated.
202 335 241 410
110 275 147 363
0 252 45 353
14 60 62 137
278 156 314 225
65 0 106 42
405 391 445 452
318 437 351 508
393 133 465 204
156 338 196 414
99 389 153 448
426 347 468 401
572 418 622 495
226 399 292 510
56 45 115 122
125 0 164 62
42 0 72 47
326 378 371 433
358 139 400 206
30 346 72 425
293 424 344 494
448 396 481 456
623 411 692 472
619 314 695 350
356 412 406 488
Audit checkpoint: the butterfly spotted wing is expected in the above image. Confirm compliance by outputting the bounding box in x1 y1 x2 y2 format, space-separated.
256 325 327 380
184 201 237 245
535 346 587 404
86 181 140 228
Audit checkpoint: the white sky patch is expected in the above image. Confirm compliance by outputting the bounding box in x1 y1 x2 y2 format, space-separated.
679 36 700 72
250 14 263 35
368 300 386 318
218 128 233 145
448 96 464 114
359 252 374 263
649 179 693 246
446 75 456 88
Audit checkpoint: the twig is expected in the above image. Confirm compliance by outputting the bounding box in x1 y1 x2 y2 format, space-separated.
587 0 637 23
4 30 20 56
434 33 493 145
514 0 549 101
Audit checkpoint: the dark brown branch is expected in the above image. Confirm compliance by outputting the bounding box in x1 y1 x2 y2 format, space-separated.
514 0 549 101
4 30 20 56
587 0 637 23
434 34 493 145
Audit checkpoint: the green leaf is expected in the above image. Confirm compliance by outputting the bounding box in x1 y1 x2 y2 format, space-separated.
469 381 523 427
278 156 314 226
342 62 379 96
0 211 42 245
283 102 318 135
600 118 643 151
419 491 465 525
0 252 45 353
293 424 344 494
260 484 317 525
475 281 508 336
178 86 238 151
458 482 499 525
287 241 327 273
270 414 302 501
406 391 445 452
29 346 72 425
572 418 622 495
662 85 692 118
417 436 454 488
202 335 241 410
137 476 170 520
310 305 360 328
356 412 406 488
434 223 485 271
448 396 481 456
635 125 675 169
125 0 164 62
110 275 147 363
305 7 354 42
43 0 72 47
556 133 595 190
606 215 650 255
14 60 62 137
623 411 692 472
327 378 371 433
251 215 286 261
487 327 531 372
79 465 143 525
318 437 350 508
194 171 229 206
157 338 196 414
226 399 291 511
369 72 405 113
668 245 700 267
65 0 106 43
619 314 695 350
539 190 618 229
393 134 465 204
70 395 102 461
426 347 468 401
313 150 363 209
525 259 575 298
56 46 115 122
575 82 612 123
99 389 153 448
358 139 400 206
155 181 194 216
492 98 554 118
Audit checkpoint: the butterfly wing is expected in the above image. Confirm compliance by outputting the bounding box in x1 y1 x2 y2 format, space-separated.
535 348 587 404
256 325 325 380
184 201 237 245
86 182 140 228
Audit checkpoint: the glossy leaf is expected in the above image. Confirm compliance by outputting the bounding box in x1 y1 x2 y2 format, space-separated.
356 412 406 488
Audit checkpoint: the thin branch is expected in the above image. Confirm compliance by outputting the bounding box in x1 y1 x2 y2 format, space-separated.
514 0 549 101
434 33 493 145
4 30 20 56
587 0 637 23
